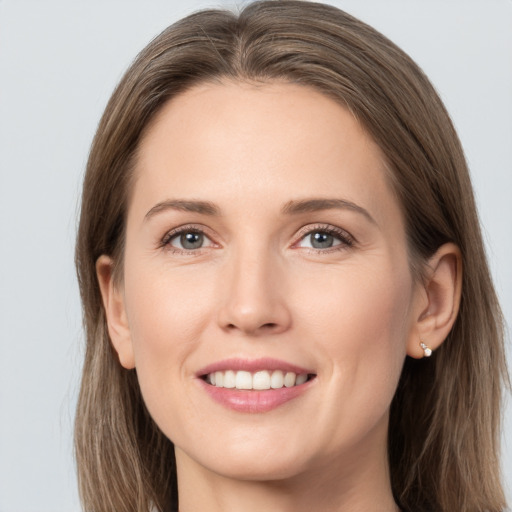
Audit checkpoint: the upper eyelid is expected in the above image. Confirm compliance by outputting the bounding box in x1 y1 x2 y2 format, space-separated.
293 223 356 243
163 223 215 238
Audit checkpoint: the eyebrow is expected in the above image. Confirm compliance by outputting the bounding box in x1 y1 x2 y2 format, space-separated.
144 197 376 225
281 198 376 225
144 199 220 220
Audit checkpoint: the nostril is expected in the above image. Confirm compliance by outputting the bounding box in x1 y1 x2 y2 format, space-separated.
225 322 279 332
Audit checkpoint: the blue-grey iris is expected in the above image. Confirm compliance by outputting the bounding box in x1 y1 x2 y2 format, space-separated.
181 232 203 249
311 232 334 248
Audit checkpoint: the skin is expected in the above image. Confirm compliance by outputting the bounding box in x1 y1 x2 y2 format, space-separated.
97 81 462 512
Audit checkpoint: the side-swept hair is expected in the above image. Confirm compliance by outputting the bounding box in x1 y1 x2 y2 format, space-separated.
75 2 508 510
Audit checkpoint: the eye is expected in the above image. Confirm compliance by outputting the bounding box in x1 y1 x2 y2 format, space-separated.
163 228 214 251
295 226 354 250
302 231 339 249
174 231 205 250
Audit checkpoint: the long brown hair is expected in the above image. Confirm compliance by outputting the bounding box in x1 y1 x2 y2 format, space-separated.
75 2 508 510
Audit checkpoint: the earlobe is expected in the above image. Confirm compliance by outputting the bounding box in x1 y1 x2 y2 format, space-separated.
407 243 462 359
96 255 135 369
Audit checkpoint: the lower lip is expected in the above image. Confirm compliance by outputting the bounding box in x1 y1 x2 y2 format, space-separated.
198 379 314 413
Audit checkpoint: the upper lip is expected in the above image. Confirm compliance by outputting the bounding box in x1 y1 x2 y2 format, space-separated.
196 357 314 377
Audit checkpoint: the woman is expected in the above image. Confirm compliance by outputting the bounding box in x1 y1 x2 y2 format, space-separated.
74 1 509 511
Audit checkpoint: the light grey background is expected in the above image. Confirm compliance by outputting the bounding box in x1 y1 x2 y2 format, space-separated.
0 1 510 510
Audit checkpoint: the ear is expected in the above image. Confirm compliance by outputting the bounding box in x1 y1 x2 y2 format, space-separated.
96 255 135 369
407 243 462 359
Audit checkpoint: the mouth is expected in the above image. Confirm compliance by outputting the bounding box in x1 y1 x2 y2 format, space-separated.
201 370 316 390
196 358 317 413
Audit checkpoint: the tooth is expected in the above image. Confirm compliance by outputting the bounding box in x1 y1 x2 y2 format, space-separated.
208 369 308 389
235 371 252 390
223 370 236 388
270 370 284 388
253 371 271 390
296 373 308 385
284 372 296 387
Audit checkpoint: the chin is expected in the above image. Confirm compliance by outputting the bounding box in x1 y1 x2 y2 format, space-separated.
205 456 309 482
176 438 314 482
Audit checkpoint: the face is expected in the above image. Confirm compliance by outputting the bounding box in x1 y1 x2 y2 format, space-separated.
109 82 423 482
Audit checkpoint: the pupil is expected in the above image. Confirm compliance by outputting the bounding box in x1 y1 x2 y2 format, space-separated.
181 232 203 249
311 231 333 248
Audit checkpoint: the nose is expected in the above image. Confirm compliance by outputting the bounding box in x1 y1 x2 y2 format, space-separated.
216 246 292 336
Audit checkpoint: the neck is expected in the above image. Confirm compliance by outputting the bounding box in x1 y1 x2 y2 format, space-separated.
175 420 399 512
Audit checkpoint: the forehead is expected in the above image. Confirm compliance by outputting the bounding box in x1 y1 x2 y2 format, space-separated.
131 81 401 226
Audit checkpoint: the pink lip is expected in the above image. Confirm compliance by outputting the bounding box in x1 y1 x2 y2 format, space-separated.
195 358 316 413
199 381 313 413
196 357 313 377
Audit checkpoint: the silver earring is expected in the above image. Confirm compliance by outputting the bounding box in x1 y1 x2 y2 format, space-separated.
420 341 432 357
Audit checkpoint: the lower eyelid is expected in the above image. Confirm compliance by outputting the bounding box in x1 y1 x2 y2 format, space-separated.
297 237 350 250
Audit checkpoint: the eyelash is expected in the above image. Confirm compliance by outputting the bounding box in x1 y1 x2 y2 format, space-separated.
293 224 355 253
159 224 215 254
159 223 356 254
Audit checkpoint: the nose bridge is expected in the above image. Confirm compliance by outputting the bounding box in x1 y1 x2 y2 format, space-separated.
217 236 290 335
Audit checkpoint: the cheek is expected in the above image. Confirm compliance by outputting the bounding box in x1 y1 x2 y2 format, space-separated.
298 257 412 347
121 263 217 420
296 258 412 424
124 252 219 341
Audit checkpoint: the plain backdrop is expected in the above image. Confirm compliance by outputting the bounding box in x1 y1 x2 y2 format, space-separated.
0 1 511 510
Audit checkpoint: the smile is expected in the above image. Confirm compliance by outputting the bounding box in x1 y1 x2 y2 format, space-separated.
204 370 311 390
196 358 316 413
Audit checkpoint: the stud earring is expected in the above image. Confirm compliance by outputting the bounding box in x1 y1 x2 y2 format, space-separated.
420 341 432 357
